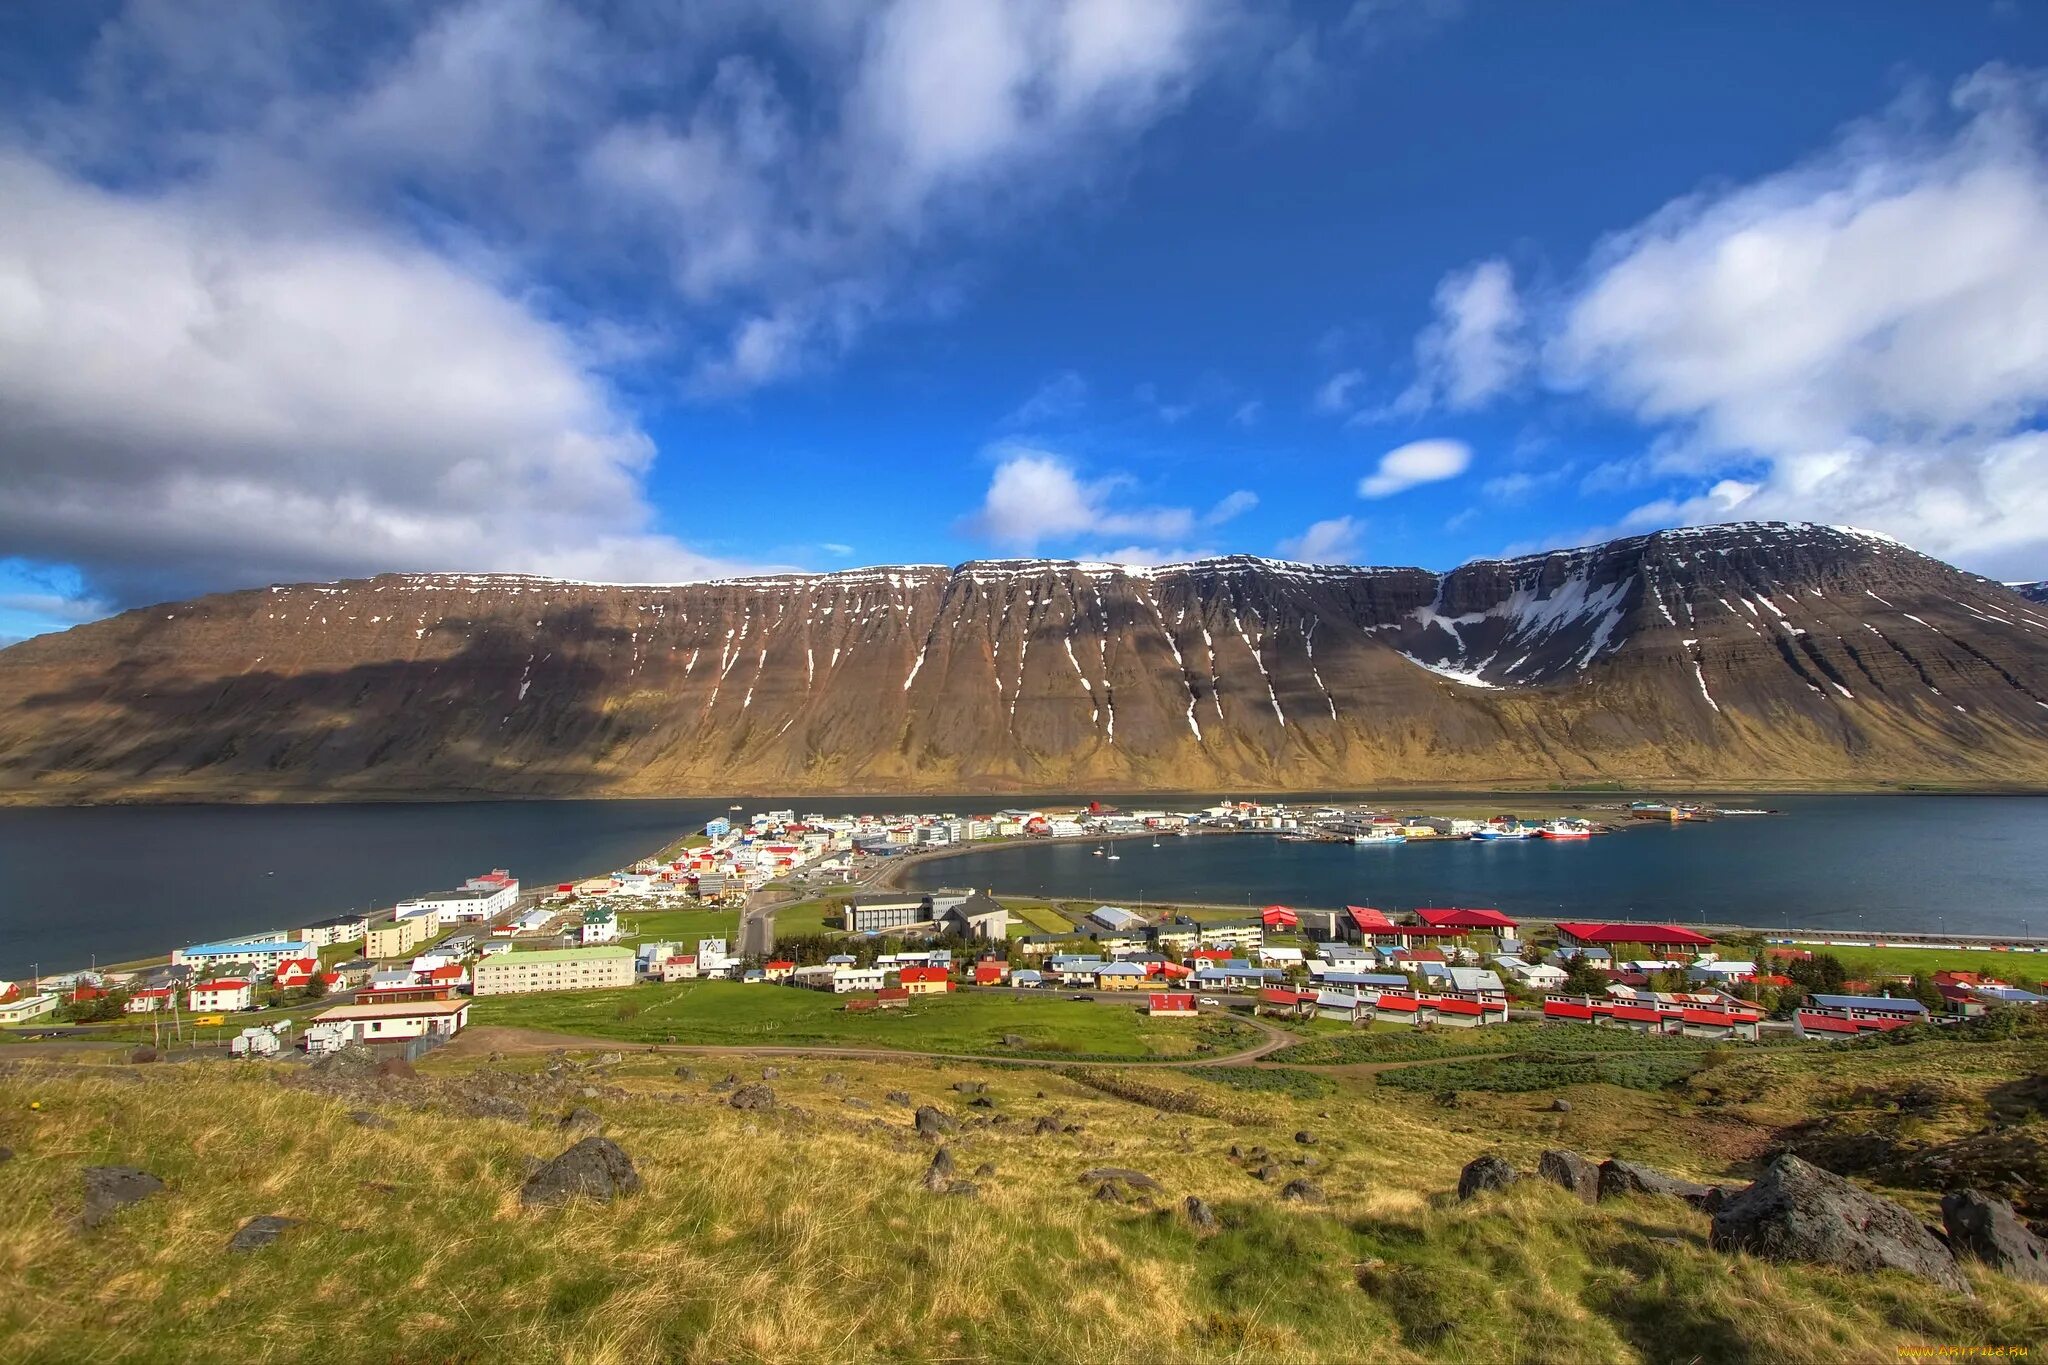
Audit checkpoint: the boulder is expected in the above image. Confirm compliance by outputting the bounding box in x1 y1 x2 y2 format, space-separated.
1031 1116 1062 1135
922 1147 957 1193
1711 1155 1970 1294
1549 1099 1573 1114
673 1066 695 1081
1599 1158 1720 1208
520 1137 642 1208
1536 1149 1600 1205
80 1166 165 1228
1458 1155 1517 1200
952 1081 988 1094
760 1066 781 1080
1081 1167 1161 1192
558 1105 602 1131
709 1075 737 1093
969 1096 995 1109
886 1090 913 1107
1279 1179 1326 1204
1941 1188 2048 1285
1184 1196 1218 1230
728 1085 777 1112
227 1215 301 1253
1295 1131 1318 1146
465 1096 529 1122
974 1162 996 1178
128 1046 158 1065
914 1106 957 1138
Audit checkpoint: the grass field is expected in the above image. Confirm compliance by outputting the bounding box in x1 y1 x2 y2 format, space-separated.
1268 1022 1726 1066
473 980 1258 1059
2 1016 2042 1362
612 908 740 947
1008 901 1077 935
1795 943 2048 983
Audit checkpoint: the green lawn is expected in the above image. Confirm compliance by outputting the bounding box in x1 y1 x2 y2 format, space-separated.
472 980 1257 1059
770 899 842 938
1797 943 2048 984
613 907 740 947
1008 901 1076 934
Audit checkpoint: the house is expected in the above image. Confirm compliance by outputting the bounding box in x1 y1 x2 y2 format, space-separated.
1370 992 1423 1025
1048 956 1108 986
939 891 1010 941
1147 992 1198 1017
1688 959 1759 986
310 997 470 1044
300 913 369 949
1094 962 1150 991
1426 965 1506 1000
124 986 177 1014
899 965 953 995
1256 986 1315 1019
1144 960 1194 983
1260 905 1300 929
873 986 911 1009
172 935 316 973
1016 934 1070 957
1554 922 1716 957
1412 907 1520 948
1011 969 1045 989
841 895 933 933
762 960 795 982
1198 921 1265 950
1496 957 1569 990
1342 905 1400 945
1807 994 1931 1024
188 979 255 1012
1150 923 1199 952
657 953 699 983
1258 945 1306 969
1314 989 1367 1023
832 967 888 994
364 915 435 961
0 994 59 1025
274 957 320 990
421 963 468 991
973 960 1010 987
580 908 621 945
1430 996 1509 1029
1089 905 1148 933
471 946 636 996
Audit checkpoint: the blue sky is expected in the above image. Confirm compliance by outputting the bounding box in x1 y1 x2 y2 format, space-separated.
4 0 2048 645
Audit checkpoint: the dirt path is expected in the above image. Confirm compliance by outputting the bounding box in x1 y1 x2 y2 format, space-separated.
438 1015 1298 1070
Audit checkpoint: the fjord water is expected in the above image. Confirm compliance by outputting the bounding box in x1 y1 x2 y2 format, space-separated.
901 795 2048 941
3 794 2046 978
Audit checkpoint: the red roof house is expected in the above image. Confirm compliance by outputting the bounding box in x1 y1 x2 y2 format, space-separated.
1413 907 1520 933
1147 992 1198 1016
1260 905 1300 929
1556 922 1715 952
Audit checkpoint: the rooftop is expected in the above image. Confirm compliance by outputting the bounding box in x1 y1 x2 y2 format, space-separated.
478 946 635 966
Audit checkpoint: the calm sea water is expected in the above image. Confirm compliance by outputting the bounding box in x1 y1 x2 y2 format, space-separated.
904 795 2048 942
3 793 2045 978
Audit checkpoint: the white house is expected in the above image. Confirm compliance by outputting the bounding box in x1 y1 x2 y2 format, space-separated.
1496 957 1569 990
831 967 888 993
309 997 470 1043
581 908 621 945
0 993 59 1025
300 914 369 949
188 979 256 1012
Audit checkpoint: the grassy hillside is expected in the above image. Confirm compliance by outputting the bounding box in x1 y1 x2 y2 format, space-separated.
0 1016 2043 1363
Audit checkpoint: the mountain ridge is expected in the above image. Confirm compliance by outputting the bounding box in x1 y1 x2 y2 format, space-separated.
4 521 2048 802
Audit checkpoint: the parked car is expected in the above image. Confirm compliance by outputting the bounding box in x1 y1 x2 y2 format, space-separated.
1198 996 1222 1007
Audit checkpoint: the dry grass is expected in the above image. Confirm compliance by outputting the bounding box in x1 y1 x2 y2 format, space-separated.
0 1041 2041 1364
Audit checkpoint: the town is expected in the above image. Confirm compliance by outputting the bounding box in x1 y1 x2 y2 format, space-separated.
4 802 2042 1061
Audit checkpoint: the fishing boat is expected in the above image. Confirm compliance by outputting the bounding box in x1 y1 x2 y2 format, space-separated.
1353 828 1406 846
1536 821 1592 839
1471 822 1533 841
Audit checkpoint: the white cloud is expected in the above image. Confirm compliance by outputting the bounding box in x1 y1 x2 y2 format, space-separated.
0 150 766 602
1204 489 1259 524
1232 399 1264 427
1357 438 1473 498
1278 515 1363 563
1397 257 1526 412
963 447 1245 551
1084 544 1219 566
1543 65 2048 576
1003 370 1089 427
1315 369 1366 414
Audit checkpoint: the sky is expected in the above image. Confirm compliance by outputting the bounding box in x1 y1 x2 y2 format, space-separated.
3 0 2048 646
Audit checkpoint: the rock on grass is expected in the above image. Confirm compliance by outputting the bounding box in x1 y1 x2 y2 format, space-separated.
1710 1155 1970 1295
1536 1150 1600 1205
1457 1155 1516 1200
228 1215 301 1252
519 1137 642 1208
79 1166 164 1228
1941 1188 2048 1285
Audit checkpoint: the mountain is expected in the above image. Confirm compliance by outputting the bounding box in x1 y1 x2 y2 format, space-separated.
2011 581 2048 604
4 521 2048 802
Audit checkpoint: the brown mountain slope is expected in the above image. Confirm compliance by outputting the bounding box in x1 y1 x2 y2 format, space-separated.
3 522 2048 801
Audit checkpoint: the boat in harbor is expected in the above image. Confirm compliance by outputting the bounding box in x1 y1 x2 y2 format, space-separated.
1353 828 1406 846
1471 821 1534 841
1106 853 1121 861
1536 821 1592 839
1092 846 1106 856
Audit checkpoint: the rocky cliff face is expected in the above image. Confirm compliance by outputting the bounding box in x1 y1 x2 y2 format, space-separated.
4 522 2047 800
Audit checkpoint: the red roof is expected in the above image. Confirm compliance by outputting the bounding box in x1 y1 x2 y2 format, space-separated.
1680 1007 1740 1026
1261 905 1300 927
556 883 574 893
1610 1004 1666 1023
1188 948 1232 962
1375 993 1420 1012
1555 921 1715 948
876 986 910 1001
424 964 464 981
899 966 950 984
1147 961 1192 979
1345 906 1395 932
1543 999 1594 1019
193 980 249 992
765 960 795 970
1433 997 1484 1015
1259 987 1309 1004
1149 993 1196 1010
1795 1010 1860 1034
1394 948 1447 965
1414 907 1521 931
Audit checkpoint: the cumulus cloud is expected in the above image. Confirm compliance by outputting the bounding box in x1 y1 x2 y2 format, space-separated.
0 0 1282 608
1278 515 1363 563
1356 438 1473 498
962 447 1250 552
1544 65 2048 577
1396 257 1527 412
